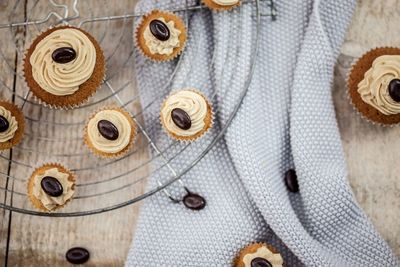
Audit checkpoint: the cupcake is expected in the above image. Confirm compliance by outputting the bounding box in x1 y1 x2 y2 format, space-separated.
202 0 240 11
234 243 284 267
160 89 213 141
0 100 25 150
23 25 105 109
28 163 75 212
84 107 137 158
135 10 187 61
348 47 400 125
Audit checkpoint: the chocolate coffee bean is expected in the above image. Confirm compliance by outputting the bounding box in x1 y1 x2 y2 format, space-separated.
388 79 400 102
52 47 76 64
251 257 273 267
284 169 299 193
0 115 9 132
66 247 90 264
41 176 63 197
150 19 170 41
183 192 206 210
97 120 119 141
171 108 191 130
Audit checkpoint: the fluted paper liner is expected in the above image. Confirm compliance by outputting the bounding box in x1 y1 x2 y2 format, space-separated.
23 25 106 110
27 162 76 212
160 89 214 142
347 47 400 126
83 106 137 159
134 9 187 62
0 100 25 150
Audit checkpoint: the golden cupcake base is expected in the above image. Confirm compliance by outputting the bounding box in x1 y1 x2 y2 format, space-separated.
23 25 106 109
0 100 25 150
27 163 76 212
135 10 187 62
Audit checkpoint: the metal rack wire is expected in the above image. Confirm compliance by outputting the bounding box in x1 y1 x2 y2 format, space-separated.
0 0 275 216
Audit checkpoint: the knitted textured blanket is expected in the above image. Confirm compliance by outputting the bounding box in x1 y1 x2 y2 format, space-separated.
125 0 400 266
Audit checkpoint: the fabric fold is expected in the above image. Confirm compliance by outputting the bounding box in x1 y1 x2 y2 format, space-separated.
126 0 399 266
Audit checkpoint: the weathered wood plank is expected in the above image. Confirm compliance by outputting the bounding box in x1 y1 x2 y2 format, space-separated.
0 0 398 267
4 0 146 266
0 0 27 265
336 0 400 257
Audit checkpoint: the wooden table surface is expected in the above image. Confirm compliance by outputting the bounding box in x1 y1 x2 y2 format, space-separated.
0 0 399 266
0 1 144 266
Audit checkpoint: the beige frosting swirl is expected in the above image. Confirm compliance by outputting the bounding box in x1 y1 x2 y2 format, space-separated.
30 28 96 96
32 168 74 211
357 55 400 115
87 110 132 154
242 246 284 267
161 90 208 137
212 0 239 5
143 17 181 55
0 106 18 142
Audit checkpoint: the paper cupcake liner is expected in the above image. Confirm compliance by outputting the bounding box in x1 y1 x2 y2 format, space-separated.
0 100 26 150
22 25 106 110
202 0 241 12
27 162 76 212
233 242 281 267
83 106 137 159
134 9 187 62
347 46 400 127
160 89 214 143
24 62 107 111
345 83 396 128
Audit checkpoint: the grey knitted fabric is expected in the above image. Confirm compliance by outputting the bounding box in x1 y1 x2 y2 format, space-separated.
125 0 400 266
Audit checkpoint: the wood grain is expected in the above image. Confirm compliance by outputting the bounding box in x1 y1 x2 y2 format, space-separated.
0 0 26 265
333 54 400 257
336 0 400 256
0 0 147 266
0 0 398 267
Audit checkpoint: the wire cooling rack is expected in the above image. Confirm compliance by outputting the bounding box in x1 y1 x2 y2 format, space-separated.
0 0 275 216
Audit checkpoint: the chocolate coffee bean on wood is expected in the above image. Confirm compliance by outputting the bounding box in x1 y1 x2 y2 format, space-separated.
251 257 273 267
66 247 90 264
183 192 206 210
171 108 191 130
52 47 76 64
41 176 63 197
0 115 9 132
388 79 400 102
284 169 299 193
97 120 119 140
149 19 170 41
